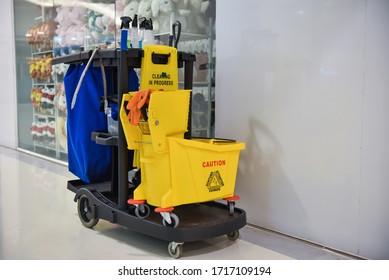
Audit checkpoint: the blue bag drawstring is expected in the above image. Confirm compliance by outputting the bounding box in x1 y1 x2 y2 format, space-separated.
71 46 107 110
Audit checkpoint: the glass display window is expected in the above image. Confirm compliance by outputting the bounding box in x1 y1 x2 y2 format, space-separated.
13 0 216 162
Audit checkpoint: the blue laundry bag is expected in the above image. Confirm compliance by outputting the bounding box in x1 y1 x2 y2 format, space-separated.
64 64 138 183
64 64 112 183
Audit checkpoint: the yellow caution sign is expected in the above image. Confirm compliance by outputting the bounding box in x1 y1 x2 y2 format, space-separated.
140 45 178 91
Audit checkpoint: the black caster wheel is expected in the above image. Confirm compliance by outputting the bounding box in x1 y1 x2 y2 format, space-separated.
77 194 99 228
228 201 235 215
168 242 183 259
162 213 179 228
226 230 240 241
135 204 150 219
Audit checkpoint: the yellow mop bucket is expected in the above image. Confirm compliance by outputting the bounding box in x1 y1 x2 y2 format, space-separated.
120 45 245 209
140 45 179 91
138 137 245 209
120 89 245 209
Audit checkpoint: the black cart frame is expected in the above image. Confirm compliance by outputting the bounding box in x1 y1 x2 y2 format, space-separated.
53 48 246 258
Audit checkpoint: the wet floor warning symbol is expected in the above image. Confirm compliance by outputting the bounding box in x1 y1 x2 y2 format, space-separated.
206 171 224 192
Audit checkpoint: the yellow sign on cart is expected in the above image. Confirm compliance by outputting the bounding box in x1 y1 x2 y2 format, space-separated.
140 45 179 91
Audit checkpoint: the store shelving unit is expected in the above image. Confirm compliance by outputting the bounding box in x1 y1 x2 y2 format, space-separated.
30 47 68 161
26 5 69 162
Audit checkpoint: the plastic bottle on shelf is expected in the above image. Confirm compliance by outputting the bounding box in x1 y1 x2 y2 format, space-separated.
120 16 131 50
138 17 146 48
129 14 139 48
142 18 155 47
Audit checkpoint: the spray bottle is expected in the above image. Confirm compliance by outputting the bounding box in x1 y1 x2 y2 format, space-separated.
120 16 131 50
142 18 155 47
129 14 139 48
138 17 146 49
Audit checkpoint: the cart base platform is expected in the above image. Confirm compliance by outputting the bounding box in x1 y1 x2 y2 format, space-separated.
68 179 246 244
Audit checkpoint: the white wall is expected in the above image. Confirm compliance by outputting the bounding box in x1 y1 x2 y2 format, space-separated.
0 0 17 148
216 0 389 259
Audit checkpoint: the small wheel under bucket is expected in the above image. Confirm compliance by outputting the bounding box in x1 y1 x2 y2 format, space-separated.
162 213 179 228
135 204 151 219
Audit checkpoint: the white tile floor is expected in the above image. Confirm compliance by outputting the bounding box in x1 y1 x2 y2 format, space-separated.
0 146 357 260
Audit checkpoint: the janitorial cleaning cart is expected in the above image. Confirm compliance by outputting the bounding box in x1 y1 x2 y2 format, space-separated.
53 44 246 259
